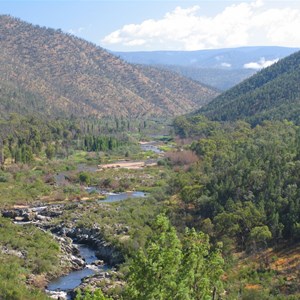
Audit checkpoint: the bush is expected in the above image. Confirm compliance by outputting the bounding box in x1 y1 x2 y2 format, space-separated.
79 172 91 185
165 150 199 166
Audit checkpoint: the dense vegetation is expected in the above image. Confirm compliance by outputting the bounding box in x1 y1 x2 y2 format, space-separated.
171 116 300 298
71 214 224 300
1 113 300 299
125 214 224 300
0 113 171 206
197 50 300 124
173 117 300 244
0 114 129 165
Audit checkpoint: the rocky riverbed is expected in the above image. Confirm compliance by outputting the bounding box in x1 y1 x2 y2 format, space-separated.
1 203 124 299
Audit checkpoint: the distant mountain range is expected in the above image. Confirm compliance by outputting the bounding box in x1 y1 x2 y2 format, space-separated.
115 47 299 90
196 49 300 125
0 15 218 119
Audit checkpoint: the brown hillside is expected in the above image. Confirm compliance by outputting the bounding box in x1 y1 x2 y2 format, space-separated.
0 15 219 118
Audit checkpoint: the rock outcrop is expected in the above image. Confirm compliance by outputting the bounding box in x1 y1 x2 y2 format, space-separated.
52 225 124 266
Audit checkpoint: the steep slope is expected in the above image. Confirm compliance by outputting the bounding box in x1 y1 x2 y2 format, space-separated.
197 50 300 124
136 65 219 105
0 15 218 118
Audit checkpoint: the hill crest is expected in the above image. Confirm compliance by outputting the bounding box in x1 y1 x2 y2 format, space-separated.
196 49 300 124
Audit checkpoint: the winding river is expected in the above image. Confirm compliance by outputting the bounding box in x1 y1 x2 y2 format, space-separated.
46 190 147 298
34 142 158 298
47 244 109 292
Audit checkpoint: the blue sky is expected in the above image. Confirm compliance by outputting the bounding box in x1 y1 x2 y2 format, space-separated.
1 1 300 51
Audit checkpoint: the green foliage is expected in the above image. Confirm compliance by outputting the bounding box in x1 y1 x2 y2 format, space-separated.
0 114 133 166
0 217 60 274
75 289 112 300
79 172 91 185
0 217 61 299
173 115 220 138
0 170 10 182
172 120 300 245
45 143 55 160
197 50 300 125
250 226 272 244
0 166 52 206
0 256 50 300
83 135 122 152
124 214 224 300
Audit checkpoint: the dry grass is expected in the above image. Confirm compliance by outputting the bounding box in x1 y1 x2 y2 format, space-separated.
98 160 157 170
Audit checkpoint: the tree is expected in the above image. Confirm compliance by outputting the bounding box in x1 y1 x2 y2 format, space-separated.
75 289 112 300
125 214 182 300
45 143 55 160
178 228 224 300
124 214 224 300
249 226 272 269
249 226 272 251
79 172 91 185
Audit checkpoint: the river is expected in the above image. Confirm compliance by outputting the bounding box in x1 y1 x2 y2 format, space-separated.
85 187 147 203
139 141 164 154
33 142 157 297
47 244 110 292
46 190 147 298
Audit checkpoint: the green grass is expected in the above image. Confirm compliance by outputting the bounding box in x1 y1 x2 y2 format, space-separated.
0 217 63 299
54 196 163 257
0 168 52 207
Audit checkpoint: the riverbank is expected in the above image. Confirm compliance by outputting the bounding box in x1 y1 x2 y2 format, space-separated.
0 188 154 299
0 139 169 299
1 203 124 299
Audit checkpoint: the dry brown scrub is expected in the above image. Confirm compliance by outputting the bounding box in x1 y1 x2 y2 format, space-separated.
165 150 199 166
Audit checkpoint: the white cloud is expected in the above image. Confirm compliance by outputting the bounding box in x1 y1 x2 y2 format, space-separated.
244 57 279 69
221 62 232 68
124 39 146 46
102 0 300 50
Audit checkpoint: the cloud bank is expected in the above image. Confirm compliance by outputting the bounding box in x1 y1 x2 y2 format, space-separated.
244 57 279 70
102 0 300 50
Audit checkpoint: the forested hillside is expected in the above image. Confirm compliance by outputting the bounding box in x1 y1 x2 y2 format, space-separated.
197 50 300 124
173 117 300 244
136 65 218 103
0 15 218 118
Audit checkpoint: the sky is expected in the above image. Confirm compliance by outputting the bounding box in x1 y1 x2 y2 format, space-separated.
1 0 300 51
